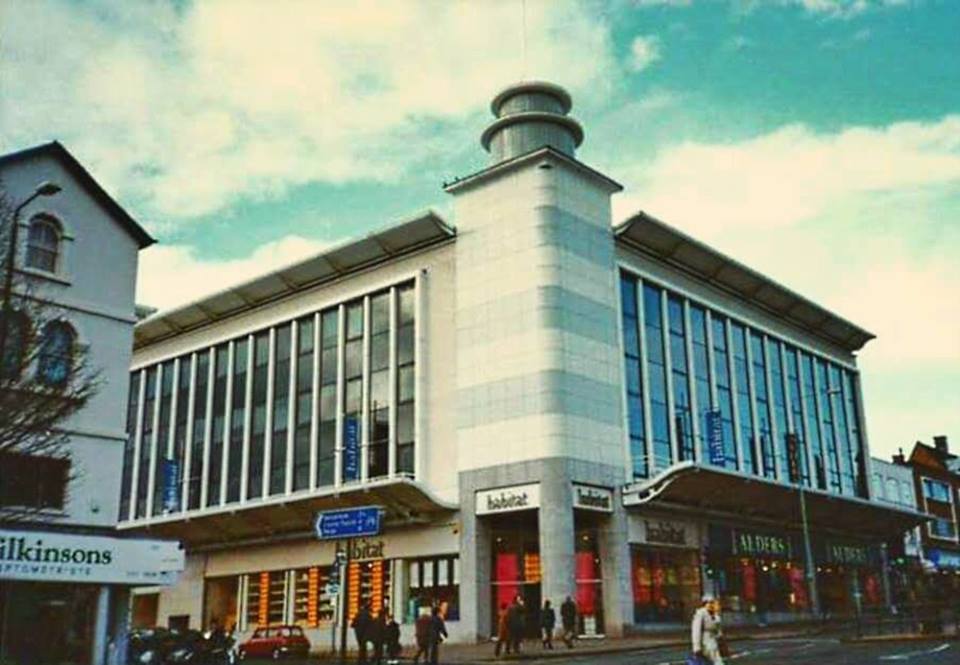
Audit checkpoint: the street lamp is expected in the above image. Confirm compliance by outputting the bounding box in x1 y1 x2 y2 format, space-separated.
788 433 821 618
0 181 62 368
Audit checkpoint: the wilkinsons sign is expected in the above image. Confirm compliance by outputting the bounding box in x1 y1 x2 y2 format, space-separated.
475 482 541 515
0 529 184 585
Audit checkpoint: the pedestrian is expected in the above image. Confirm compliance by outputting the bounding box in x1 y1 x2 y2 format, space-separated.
428 605 448 665
494 602 511 657
560 596 577 648
507 595 525 654
384 613 401 665
371 607 387 665
413 607 432 664
540 599 556 649
352 602 372 665
691 594 725 665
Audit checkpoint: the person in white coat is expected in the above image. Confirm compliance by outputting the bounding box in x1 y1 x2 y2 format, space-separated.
691 594 724 664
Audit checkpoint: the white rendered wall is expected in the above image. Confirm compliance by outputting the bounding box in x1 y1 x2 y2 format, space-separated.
453 155 626 471
1 152 141 528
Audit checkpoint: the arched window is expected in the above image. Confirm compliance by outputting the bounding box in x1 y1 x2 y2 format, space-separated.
0 309 31 380
37 321 75 386
25 217 61 273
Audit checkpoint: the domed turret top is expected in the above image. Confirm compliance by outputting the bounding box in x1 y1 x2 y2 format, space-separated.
480 81 583 163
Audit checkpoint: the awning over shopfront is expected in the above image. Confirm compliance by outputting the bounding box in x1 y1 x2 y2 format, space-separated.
0 528 183 586
117 478 458 549
623 462 929 540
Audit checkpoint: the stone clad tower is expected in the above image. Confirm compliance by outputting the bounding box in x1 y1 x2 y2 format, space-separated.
447 82 632 638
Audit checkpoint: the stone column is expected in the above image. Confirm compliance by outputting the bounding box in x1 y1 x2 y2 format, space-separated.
538 469 575 611
459 482 492 640
598 496 633 636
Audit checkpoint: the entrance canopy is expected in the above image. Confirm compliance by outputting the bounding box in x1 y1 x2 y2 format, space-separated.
623 462 929 540
118 478 457 549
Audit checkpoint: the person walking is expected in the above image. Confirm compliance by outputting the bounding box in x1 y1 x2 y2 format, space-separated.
428 605 448 665
560 596 577 648
352 602 372 665
370 607 387 665
691 594 725 664
494 602 511 657
540 600 556 649
384 614 401 665
412 607 432 664
507 595 526 654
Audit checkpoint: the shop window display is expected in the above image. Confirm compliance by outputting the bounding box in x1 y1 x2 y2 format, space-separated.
575 531 604 635
631 547 701 623
491 525 542 637
292 566 336 626
406 556 460 622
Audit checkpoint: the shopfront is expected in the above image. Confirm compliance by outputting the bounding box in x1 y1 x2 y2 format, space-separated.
0 528 183 665
706 525 810 618
572 484 612 636
816 539 884 615
629 516 702 624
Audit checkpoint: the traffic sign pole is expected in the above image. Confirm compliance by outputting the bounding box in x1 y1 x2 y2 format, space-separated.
338 539 352 665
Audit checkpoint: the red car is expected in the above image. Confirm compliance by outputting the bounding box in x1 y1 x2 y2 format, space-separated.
238 625 311 660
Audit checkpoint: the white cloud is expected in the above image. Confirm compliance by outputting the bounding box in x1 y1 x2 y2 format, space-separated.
628 35 663 71
137 234 337 312
1 0 616 223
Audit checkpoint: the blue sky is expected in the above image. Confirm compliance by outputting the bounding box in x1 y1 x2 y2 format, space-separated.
2 0 957 460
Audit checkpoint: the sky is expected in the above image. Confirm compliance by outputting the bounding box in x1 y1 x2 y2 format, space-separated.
1 0 957 461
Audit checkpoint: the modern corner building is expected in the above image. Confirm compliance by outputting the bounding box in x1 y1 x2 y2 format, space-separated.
0 143 183 665
118 82 926 644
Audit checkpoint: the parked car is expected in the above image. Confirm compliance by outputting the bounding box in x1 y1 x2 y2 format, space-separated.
237 625 310 660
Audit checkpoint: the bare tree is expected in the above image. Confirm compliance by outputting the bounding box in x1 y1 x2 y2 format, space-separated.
0 186 101 521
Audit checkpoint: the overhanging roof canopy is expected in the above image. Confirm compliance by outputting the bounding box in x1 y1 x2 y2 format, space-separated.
117 478 457 549
624 462 928 540
135 211 454 348
614 212 875 353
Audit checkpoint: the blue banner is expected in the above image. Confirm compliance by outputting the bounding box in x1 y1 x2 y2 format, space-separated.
706 409 724 466
314 506 382 540
162 459 180 513
343 417 360 482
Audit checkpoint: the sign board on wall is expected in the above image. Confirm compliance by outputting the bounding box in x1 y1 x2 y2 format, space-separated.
314 507 382 540
629 516 698 548
706 409 725 466
343 418 360 482
572 484 613 512
476 483 541 515
0 529 184 585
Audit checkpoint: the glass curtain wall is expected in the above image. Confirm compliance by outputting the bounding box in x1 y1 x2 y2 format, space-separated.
120 280 417 522
619 271 867 498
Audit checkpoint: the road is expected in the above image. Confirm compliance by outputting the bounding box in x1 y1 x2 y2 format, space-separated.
505 638 956 665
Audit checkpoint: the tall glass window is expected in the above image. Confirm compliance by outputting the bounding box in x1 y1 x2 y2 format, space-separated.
171 356 192 512
318 309 338 487
815 359 841 494
396 285 416 475
119 372 141 520
643 285 671 471
784 348 811 486
207 345 229 507
227 340 248 503
689 305 712 466
842 371 867 497
270 325 292 495
711 316 737 468
293 317 314 491
188 352 209 510
136 367 157 518
668 296 694 462
800 353 826 490
342 301 364 483
248 332 270 500
368 292 390 479
152 361 175 515
750 333 776 479
620 275 646 478
767 339 789 481
829 364 855 496
730 324 757 475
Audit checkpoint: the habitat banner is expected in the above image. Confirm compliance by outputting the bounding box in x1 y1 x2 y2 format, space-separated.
0 528 184 585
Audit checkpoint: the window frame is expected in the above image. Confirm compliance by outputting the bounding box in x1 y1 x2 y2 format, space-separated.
24 215 61 274
35 320 75 387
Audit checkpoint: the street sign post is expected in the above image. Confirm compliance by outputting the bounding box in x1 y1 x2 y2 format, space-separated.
314 508 383 664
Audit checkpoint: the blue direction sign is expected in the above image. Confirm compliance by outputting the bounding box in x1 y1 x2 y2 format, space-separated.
706 409 725 466
162 459 180 513
314 506 382 540
343 418 360 482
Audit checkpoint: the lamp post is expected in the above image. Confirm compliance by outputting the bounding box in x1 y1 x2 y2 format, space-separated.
788 432 821 618
0 181 61 368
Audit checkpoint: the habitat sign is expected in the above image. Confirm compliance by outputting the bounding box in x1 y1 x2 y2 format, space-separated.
476 482 541 515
